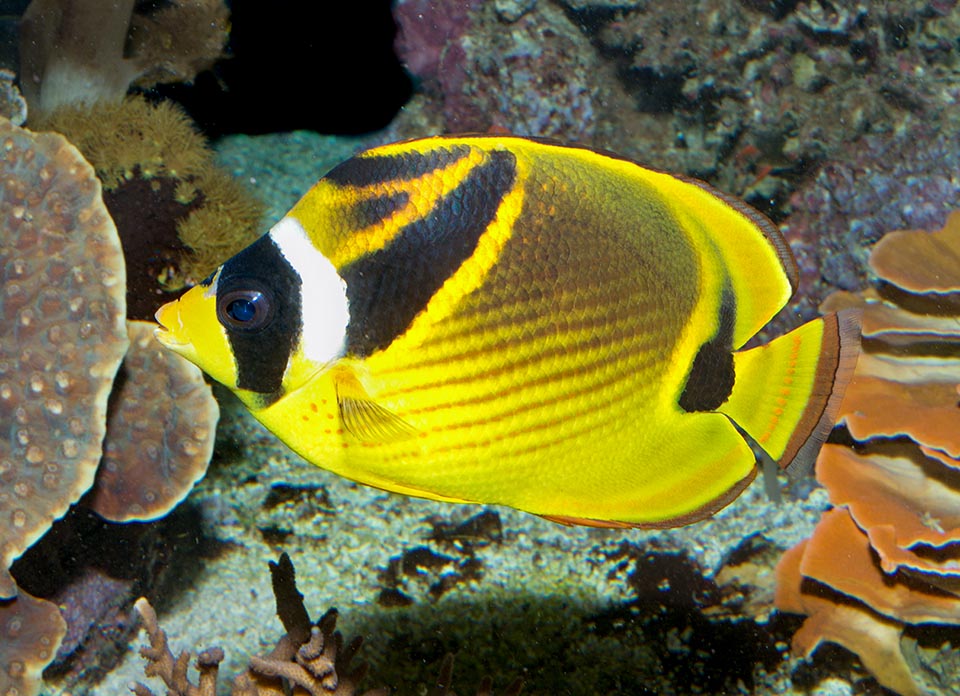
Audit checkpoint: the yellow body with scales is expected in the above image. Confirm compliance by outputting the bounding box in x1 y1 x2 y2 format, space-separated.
156 135 859 527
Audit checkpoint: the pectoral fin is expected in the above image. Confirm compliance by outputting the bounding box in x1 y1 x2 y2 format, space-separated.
333 366 418 443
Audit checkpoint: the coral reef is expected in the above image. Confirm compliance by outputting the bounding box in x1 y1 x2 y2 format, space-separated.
391 1 960 330
0 116 221 693
394 0 603 140
19 0 229 120
36 96 263 320
775 211 960 696
87 321 219 522
0 115 128 600
394 1 960 179
783 120 960 324
0 589 67 696
134 553 525 696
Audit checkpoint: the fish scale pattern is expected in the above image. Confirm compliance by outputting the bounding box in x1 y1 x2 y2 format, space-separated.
157 136 856 528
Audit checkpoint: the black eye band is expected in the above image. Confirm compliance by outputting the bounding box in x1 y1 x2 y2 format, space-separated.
214 232 301 396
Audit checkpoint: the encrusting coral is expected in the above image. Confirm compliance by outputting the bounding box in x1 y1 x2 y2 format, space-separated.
0 589 67 696
134 554 524 696
87 320 218 522
0 115 221 694
775 211 960 696
19 0 229 120
0 115 129 600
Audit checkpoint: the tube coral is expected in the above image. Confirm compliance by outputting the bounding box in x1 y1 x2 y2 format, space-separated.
775 211 960 696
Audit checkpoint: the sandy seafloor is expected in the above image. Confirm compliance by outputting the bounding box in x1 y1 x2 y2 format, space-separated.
39 129 861 696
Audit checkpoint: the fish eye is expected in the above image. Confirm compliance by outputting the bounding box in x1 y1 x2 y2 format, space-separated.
217 288 274 332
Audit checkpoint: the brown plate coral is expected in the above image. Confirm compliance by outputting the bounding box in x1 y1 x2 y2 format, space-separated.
0 115 129 599
776 211 960 696
0 115 222 696
0 589 67 696
89 321 218 523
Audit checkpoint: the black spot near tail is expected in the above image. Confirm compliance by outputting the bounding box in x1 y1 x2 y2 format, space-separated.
679 286 736 413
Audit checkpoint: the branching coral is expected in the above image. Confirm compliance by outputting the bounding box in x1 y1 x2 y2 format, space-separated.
19 0 229 120
134 554 523 696
133 554 387 696
133 599 226 696
775 211 960 696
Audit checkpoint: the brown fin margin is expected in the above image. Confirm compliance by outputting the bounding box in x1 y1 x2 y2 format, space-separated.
539 468 758 530
780 308 862 477
684 177 800 294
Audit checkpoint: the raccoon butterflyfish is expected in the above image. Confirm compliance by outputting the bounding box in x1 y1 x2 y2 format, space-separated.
154 135 860 528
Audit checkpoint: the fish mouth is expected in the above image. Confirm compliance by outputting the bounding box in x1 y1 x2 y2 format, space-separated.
153 300 188 348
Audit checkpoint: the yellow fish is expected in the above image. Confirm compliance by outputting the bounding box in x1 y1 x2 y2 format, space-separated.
155 135 859 528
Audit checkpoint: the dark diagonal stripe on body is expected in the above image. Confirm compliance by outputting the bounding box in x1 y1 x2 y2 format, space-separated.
341 150 518 357
325 145 472 188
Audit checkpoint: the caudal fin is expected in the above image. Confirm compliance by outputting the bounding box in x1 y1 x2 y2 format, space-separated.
718 309 861 476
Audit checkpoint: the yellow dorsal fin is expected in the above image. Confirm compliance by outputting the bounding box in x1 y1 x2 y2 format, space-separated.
332 366 418 443
718 309 861 476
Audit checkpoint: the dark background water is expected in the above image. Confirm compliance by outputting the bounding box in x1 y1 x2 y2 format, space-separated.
0 0 412 136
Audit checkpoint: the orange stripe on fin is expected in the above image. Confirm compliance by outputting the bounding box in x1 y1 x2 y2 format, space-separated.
779 308 861 476
718 308 861 477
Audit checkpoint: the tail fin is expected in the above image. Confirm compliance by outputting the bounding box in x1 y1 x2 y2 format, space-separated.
718 309 861 476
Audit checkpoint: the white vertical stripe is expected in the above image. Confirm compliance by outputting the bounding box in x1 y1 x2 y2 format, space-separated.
269 216 349 366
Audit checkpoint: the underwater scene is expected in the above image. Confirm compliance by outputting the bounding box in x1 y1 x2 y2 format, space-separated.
3 0 960 694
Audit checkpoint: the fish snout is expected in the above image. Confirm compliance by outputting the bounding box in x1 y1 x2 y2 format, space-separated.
154 299 189 348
